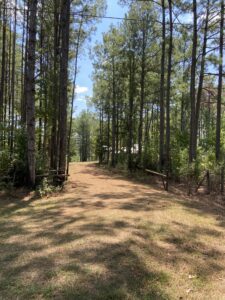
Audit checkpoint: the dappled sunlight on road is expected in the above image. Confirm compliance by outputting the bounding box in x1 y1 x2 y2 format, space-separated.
0 163 225 299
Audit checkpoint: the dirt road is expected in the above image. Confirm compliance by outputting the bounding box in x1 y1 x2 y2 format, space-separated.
1 162 225 299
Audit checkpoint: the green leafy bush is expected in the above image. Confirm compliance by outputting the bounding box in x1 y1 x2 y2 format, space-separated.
36 178 62 198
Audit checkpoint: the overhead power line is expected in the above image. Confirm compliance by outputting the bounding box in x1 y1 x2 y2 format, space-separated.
2 5 194 27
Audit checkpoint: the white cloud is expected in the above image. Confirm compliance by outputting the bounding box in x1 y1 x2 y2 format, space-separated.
76 85 88 94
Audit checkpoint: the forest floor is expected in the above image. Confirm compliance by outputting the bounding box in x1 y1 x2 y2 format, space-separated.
0 163 225 300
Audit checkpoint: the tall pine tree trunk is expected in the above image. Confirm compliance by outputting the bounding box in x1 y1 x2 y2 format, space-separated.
193 0 209 158
138 22 146 165
111 55 116 167
166 0 173 171
25 0 38 186
159 0 166 169
189 0 198 163
67 16 83 175
50 0 60 171
216 0 224 161
10 0 17 155
20 2 27 125
127 51 135 171
58 0 70 177
0 1 6 129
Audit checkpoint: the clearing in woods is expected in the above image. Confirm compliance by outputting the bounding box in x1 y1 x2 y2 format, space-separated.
0 163 225 299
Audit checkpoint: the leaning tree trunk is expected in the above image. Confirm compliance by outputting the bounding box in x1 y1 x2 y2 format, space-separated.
58 0 71 178
25 0 38 186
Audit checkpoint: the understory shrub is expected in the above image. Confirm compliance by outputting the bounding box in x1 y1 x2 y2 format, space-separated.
36 178 62 198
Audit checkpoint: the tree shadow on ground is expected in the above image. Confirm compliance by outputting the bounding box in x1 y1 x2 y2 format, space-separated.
0 204 224 299
82 163 225 227
0 163 225 299
0 212 170 299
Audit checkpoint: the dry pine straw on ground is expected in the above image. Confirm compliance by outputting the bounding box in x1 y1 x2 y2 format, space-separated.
0 162 225 300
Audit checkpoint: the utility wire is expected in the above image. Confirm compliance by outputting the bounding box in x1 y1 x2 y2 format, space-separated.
2 5 195 27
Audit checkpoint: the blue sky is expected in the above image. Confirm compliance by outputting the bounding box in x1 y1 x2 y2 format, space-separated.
74 1 127 115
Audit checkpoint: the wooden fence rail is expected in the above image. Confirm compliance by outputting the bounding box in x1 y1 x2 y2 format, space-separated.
194 167 225 195
145 169 169 191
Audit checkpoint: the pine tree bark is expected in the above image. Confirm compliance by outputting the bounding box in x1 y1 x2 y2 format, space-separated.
159 0 166 169
20 3 27 125
58 0 71 177
25 0 38 186
138 21 146 165
127 51 135 171
0 1 6 127
193 0 209 158
189 0 198 163
22 2 30 125
107 111 110 164
216 0 224 161
111 55 116 167
8 23 12 148
50 0 60 171
38 0 44 152
67 16 83 175
10 0 17 155
166 0 173 171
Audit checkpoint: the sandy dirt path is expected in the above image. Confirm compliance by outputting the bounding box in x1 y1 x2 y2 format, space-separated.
1 162 225 299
